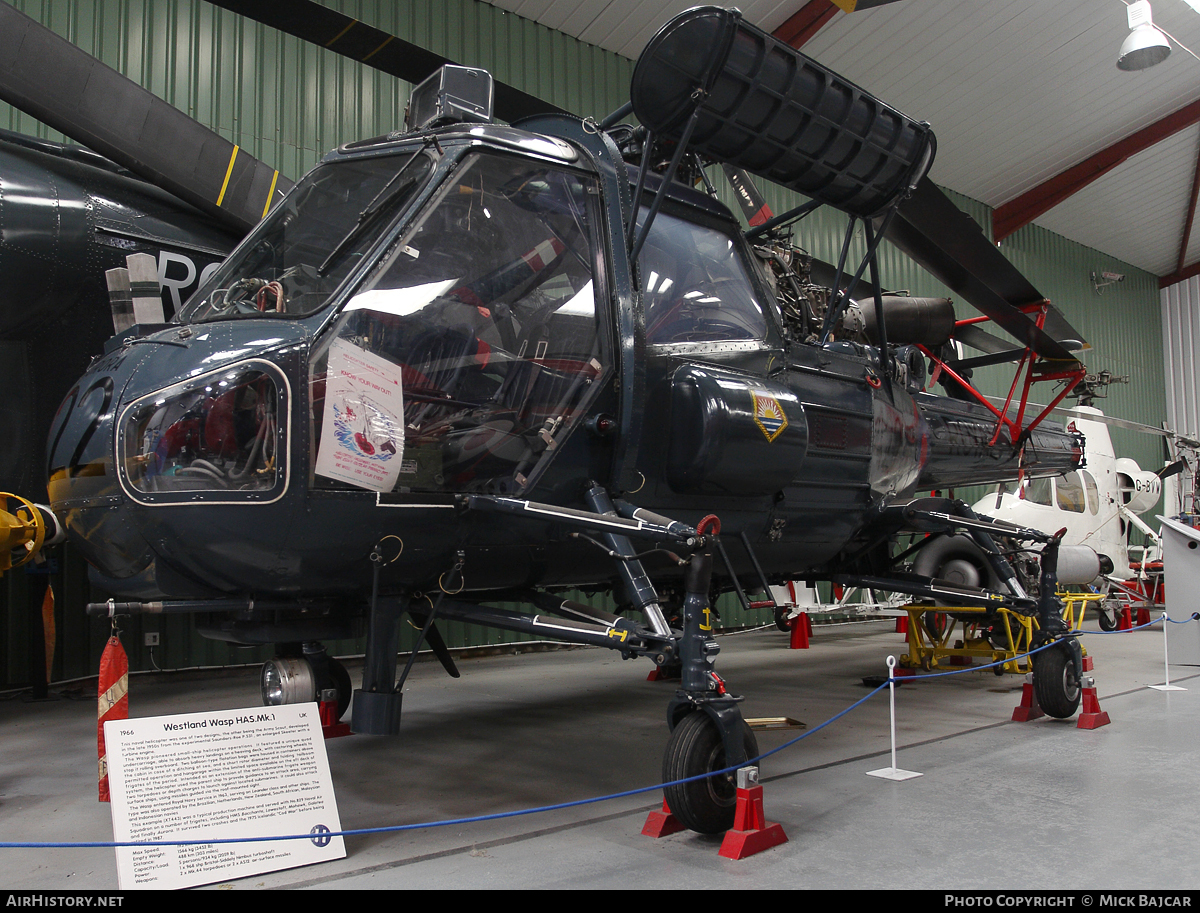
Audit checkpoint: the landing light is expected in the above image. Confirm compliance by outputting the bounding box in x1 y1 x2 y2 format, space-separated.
261 657 316 706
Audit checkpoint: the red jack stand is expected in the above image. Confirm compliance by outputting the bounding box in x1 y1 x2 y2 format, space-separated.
789 612 812 649
646 665 680 682
1117 606 1133 631
895 615 908 634
1012 679 1045 722
1137 606 1152 627
718 768 787 860
319 696 352 739
1077 687 1111 729
642 799 686 838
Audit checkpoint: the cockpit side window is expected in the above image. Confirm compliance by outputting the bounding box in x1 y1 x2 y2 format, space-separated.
1055 471 1086 513
309 153 605 496
636 208 767 345
1022 476 1053 506
1082 469 1100 515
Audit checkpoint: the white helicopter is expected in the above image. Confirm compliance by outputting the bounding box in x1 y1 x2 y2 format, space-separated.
965 378 1196 629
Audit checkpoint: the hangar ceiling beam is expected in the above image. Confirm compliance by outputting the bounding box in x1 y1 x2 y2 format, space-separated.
993 97 1200 242
1173 131 1200 281
773 0 840 48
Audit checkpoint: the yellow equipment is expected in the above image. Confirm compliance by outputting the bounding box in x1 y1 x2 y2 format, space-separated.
900 592 1100 674
1 493 48 575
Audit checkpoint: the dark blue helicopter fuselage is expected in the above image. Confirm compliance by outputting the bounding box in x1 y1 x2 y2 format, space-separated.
43 118 1079 612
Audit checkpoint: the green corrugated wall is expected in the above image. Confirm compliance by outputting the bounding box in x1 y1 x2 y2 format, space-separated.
0 0 1166 686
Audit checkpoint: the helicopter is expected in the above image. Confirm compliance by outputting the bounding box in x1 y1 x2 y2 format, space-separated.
4 6 1100 835
951 378 1198 631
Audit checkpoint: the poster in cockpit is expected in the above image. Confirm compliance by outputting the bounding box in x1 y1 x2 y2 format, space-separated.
315 337 405 492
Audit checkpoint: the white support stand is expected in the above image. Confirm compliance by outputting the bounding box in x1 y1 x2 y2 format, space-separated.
1150 612 1187 692
866 655 923 781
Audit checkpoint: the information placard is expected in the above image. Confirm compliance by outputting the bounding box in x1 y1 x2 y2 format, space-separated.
314 336 406 492
104 703 345 889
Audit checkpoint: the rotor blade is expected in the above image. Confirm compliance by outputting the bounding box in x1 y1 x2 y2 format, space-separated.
722 164 774 226
1158 459 1188 480
984 396 1200 447
205 0 565 123
953 323 1018 357
0 3 290 234
831 0 908 10
886 177 1086 363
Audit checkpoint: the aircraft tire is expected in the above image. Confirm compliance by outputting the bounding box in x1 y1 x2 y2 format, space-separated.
662 712 759 835
1097 601 1119 632
773 605 791 632
1032 643 1081 719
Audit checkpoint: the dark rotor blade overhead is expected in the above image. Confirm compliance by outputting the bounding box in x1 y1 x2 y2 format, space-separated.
830 0 908 10
205 0 566 123
0 2 292 234
886 177 1087 363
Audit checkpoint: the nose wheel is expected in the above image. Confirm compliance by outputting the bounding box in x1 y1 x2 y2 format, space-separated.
662 711 759 834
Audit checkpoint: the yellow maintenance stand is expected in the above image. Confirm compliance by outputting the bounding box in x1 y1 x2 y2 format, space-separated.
899 591 1102 674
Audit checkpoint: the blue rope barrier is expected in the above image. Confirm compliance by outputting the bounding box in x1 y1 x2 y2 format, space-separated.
10 608 1191 852
0 678 892 851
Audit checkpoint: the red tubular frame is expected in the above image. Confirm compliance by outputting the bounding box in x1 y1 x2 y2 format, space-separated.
919 302 1087 448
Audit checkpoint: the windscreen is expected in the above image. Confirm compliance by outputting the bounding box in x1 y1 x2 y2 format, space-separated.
179 152 432 322
309 153 605 496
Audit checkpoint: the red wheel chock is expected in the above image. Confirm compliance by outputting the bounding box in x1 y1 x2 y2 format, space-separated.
789 612 812 649
718 768 787 860
319 697 352 739
1118 606 1133 631
1012 681 1045 722
642 799 686 837
895 615 908 634
1077 686 1111 729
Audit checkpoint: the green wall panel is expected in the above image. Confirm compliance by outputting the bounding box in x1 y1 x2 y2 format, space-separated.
0 0 1166 686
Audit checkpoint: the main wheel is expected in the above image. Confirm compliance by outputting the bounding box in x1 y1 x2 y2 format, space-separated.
1032 643 1082 719
662 712 759 834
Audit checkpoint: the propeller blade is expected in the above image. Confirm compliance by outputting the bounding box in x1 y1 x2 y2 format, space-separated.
206 0 564 123
0 3 291 234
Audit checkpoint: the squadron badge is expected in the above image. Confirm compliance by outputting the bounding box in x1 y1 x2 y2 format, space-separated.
752 391 788 443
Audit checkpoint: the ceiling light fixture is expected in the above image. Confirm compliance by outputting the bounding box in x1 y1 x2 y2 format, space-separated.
1118 1 1171 70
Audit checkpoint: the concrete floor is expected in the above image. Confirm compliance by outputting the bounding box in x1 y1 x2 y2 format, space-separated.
2 614 1198 890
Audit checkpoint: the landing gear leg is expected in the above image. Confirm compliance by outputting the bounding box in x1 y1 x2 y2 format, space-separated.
1031 531 1084 719
353 550 408 735
662 521 753 833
